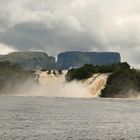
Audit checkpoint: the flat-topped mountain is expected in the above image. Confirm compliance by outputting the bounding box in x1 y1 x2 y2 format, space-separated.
57 51 121 69
0 51 121 70
0 52 56 70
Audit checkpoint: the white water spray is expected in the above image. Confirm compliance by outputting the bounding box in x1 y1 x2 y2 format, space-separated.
21 70 108 98
83 73 109 97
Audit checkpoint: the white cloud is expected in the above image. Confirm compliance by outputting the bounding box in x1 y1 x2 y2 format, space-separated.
0 43 16 55
0 0 140 67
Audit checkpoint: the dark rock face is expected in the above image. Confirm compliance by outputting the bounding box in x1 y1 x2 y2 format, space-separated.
57 51 121 69
0 52 56 70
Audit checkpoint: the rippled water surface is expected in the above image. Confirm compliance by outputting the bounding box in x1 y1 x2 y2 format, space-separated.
0 96 140 140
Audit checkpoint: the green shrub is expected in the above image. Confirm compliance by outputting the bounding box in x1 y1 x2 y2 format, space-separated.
66 62 130 81
100 69 140 98
66 62 140 98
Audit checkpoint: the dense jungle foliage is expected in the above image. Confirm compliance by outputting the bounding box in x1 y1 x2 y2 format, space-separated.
66 63 140 98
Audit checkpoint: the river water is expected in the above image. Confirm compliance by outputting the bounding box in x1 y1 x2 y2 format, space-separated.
0 96 140 140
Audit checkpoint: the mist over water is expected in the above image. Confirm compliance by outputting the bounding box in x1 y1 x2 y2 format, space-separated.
83 74 109 97
2 70 140 98
13 70 108 98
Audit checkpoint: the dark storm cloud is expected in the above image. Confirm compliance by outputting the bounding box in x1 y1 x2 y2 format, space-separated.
0 21 97 56
0 0 140 67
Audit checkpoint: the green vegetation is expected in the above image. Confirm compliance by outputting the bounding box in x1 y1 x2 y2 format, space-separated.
0 61 34 94
66 64 94 81
66 63 140 98
58 70 62 75
0 52 56 70
66 63 130 81
101 68 140 98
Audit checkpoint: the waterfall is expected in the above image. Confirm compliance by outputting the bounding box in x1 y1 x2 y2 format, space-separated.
82 74 109 97
34 70 109 98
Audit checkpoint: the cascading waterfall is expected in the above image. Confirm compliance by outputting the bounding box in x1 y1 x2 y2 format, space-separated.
82 74 109 97
35 70 66 85
34 70 109 98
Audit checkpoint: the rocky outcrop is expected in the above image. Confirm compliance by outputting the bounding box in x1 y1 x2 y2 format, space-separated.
57 51 121 69
0 52 56 70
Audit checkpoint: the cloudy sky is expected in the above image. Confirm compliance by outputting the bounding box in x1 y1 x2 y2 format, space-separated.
0 0 140 68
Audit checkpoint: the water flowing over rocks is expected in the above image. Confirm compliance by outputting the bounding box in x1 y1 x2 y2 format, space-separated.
34 70 109 98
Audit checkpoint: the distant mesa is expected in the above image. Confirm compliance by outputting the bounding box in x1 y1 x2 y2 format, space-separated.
57 51 121 70
0 51 121 70
0 51 56 70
